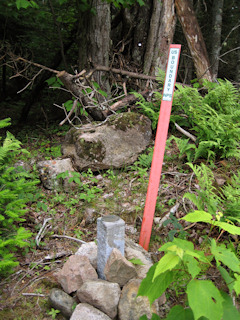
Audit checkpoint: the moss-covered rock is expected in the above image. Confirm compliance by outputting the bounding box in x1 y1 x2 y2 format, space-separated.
61 112 152 171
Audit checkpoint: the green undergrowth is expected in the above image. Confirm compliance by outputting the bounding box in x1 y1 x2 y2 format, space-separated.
1 78 240 319
0 118 39 276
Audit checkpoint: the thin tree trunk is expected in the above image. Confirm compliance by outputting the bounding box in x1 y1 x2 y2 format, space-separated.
131 2 152 67
143 0 162 74
88 0 110 94
236 27 240 86
144 0 176 76
210 0 224 81
175 0 213 81
153 0 176 74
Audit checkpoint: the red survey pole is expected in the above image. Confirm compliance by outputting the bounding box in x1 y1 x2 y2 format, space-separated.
139 44 181 251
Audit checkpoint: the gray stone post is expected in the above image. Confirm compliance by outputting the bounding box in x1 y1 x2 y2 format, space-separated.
97 215 125 279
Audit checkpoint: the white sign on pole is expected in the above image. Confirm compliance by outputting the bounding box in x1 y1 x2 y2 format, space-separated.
162 48 181 102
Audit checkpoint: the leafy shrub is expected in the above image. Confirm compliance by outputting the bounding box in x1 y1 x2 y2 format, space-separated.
183 163 240 221
172 79 240 161
222 171 240 218
134 92 162 130
138 236 240 320
135 79 240 161
0 118 39 275
183 163 222 216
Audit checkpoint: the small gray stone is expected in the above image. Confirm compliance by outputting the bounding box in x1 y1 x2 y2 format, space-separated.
118 279 159 320
49 288 75 318
75 241 98 269
37 158 75 190
70 303 111 320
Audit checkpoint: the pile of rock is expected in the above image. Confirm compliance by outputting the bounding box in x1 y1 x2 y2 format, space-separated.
49 239 165 320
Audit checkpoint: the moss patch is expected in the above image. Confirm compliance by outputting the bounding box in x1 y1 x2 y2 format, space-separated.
108 112 145 131
77 139 106 161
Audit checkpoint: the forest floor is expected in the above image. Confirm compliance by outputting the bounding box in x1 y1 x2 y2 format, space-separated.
0 120 235 320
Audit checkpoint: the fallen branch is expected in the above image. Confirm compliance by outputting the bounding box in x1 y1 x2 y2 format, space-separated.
93 65 157 81
175 122 197 142
50 234 87 244
104 90 150 115
22 293 45 297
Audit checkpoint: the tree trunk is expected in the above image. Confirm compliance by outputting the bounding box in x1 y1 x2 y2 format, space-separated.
144 0 176 76
143 0 162 74
236 26 240 86
131 2 152 67
175 0 213 81
87 0 111 94
210 0 224 81
152 0 176 74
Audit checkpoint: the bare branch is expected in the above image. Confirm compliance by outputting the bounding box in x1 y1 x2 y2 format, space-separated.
59 99 78 126
50 234 87 244
175 122 197 142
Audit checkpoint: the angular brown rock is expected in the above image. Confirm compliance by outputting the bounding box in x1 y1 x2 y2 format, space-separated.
104 248 137 287
57 255 98 294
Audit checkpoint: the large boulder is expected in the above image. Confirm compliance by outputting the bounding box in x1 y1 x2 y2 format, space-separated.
61 112 152 171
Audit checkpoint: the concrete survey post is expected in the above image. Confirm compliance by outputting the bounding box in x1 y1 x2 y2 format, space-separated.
97 215 125 279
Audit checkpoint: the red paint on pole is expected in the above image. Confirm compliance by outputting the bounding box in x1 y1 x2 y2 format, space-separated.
139 44 181 250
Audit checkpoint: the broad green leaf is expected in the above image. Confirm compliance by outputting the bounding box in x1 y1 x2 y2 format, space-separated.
183 255 201 279
214 221 240 235
172 238 194 251
181 211 212 223
221 291 240 320
187 280 223 320
128 258 145 265
160 238 210 264
165 305 194 320
184 249 210 264
138 263 173 305
16 0 32 9
211 239 240 272
161 244 184 259
16 0 38 9
217 266 235 293
153 253 180 280
233 274 240 296
159 238 193 253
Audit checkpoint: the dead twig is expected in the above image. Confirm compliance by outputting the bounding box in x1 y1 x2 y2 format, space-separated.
35 218 52 247
22 293 46 297
50 234 87 244
175 122 197 142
